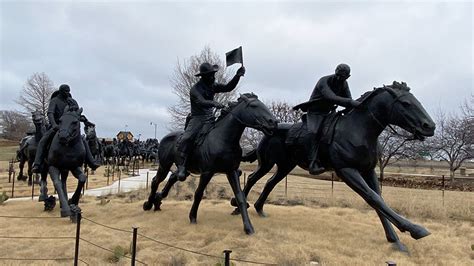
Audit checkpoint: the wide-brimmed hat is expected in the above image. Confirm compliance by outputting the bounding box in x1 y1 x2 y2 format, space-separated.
195 63 219 77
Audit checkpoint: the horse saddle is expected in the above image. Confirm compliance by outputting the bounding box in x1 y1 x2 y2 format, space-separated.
194 122 215 147
285 111 341 146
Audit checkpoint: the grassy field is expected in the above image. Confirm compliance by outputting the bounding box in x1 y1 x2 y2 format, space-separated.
0 183 472 265
0 139 473 265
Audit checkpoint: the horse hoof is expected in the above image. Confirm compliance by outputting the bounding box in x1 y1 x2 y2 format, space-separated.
410 224 431 240
391 241 410 254
143 201 153 211
244 226 255 235
44 196 56 211
38 194 47 202
256 208 267 217
230 198 238 207
60 210 71 217
231 208 241 215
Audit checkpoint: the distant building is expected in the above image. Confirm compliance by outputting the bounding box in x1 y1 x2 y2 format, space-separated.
116 131 134 141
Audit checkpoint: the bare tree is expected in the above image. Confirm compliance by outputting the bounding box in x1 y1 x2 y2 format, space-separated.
16 72 54 121
431 107 473 182
0 110 31 141
240 100 303 151
168 46 238 130
377 127 424 181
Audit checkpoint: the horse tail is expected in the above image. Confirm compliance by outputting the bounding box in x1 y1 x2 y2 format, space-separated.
241 149 257 163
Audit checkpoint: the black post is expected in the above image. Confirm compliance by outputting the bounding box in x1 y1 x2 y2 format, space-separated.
243 172 246 187
85 169 89 190
442 175 445 206
386 261 396 266
223 250 232 266
8 159 13 183
131 227 138 266
146 172 149 191
74 211 82 266
31 175 35 200
107 173 110 186
11 174 15 198
331 172 334 198
285 176 288 198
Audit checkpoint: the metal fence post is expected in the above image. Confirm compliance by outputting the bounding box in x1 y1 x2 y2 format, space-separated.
331 172 334 198
223 250 232 266
131 227 138 266
386 261 396 266
74 212 82 266
146 172 149 191
31 175 36 200
442 175 445 206
85 169 89 190
243 172 246 187
285 176 288 198
11 174 15 198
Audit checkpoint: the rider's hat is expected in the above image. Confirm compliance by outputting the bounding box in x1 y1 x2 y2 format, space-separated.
58 84 70 92
195 63 219 77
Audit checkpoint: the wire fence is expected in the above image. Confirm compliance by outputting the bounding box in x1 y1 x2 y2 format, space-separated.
0 212 273 265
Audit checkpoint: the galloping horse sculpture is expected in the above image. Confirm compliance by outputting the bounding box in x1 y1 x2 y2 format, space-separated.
232 82 435 251
46 106 88 217
17 110 48 187
143 93 278 234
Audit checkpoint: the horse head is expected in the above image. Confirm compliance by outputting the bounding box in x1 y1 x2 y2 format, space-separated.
224 93 278 135
31 110 44 126
57 106 82 145
362 81 435 140
85 124 96 139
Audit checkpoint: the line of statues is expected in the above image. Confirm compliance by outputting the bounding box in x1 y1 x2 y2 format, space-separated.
15 62 436 253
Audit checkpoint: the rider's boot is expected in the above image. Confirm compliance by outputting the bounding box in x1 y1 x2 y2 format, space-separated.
32 130 55 173
83 138 100 171
308 144 325 175
175 152 189 181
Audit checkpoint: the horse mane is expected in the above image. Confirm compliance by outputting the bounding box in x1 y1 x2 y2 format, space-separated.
216 93 259 123
356 81 411 105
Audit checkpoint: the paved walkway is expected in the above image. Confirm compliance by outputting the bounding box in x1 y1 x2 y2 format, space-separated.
8 169 170 201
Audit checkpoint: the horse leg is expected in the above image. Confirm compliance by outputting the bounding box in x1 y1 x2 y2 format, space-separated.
254 164 293 217
38 169 49 202
231 162 274 215
49 166 71 217
18 157 25 181
364 169 408 253
70 167 86 206
227 170 255 234
189 172 213 225
337 168 430 240
143 163 171 211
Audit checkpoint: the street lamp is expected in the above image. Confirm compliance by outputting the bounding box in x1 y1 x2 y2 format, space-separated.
138 133 141 141
150 122 157 140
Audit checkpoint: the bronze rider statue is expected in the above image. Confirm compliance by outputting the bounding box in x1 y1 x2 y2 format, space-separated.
175 62 245 180
32 84 100 173
295 63 361 175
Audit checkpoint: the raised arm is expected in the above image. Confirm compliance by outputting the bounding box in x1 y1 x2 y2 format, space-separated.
214 66 245 93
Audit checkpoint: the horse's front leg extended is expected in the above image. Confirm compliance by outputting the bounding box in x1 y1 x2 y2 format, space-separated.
144 166 171 211
70 167 86 206
364 169 408 253
189 172 213 224
337 168 430 240
49 166 71 217
227 170 255 235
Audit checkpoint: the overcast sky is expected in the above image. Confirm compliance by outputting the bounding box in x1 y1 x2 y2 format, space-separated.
1 0 472 139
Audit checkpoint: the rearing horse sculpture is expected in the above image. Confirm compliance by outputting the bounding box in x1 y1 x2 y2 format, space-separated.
143 93 278 234
233 82 435 251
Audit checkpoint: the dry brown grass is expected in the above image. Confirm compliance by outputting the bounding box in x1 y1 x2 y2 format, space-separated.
0 172 473 265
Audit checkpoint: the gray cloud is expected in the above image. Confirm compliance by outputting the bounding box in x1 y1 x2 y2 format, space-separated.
1 1 472 139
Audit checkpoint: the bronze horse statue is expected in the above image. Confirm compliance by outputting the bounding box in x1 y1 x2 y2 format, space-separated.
143 93 278 234
232 82 435 251
17 110 48 189
46 106 88 218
